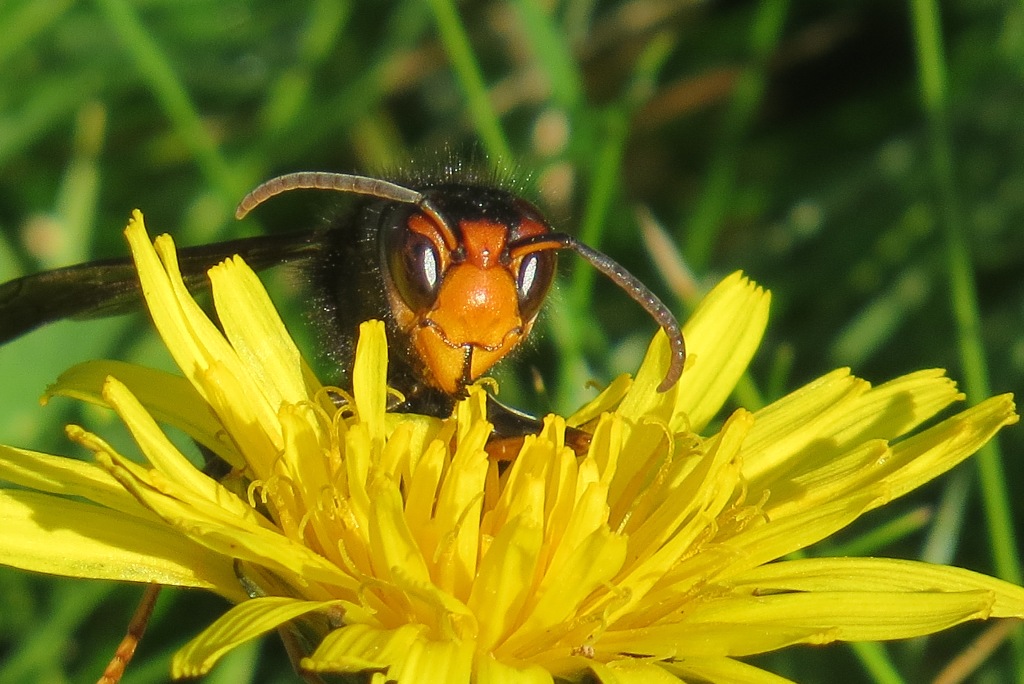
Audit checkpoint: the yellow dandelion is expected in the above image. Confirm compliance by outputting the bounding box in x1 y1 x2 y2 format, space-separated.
0 210 1020 683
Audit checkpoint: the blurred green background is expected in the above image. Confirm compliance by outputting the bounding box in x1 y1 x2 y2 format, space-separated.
0 0 1022 682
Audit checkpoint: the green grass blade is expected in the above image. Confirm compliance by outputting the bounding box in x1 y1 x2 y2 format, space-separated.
909 0 1024 669
94 0 245 206
681 0 789 272
426 0 512 162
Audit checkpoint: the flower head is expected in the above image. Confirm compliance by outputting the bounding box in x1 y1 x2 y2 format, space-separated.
0 210 1020 682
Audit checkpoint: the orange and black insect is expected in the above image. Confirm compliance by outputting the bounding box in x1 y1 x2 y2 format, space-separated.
0 169 686 418
1 168 687 684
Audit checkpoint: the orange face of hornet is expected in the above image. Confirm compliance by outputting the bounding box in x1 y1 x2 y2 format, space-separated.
1 168 686 415
381 186 556 394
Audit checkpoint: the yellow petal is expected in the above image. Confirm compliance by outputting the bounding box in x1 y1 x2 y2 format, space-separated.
597 590 996 658
100 376 254 520
598 619 825 659
475 654 553 684
823 369 963 450
673 272 770 432
125 213 282 446
468 515 543 650
209 255 314 408
368 478 432 587
44 359 241 467
388 562 479 639
759 439 892 519
386 630 475 683
488 434 550 534
619 272 769 431
340 423 374 546
589 659 681 684
874 393 1018 507
744 385 1018 521
621 409 751 569
0 444 149 519
680 590 998 644
593 417 751 628
675 492 876 586
666 657 797 684
353 320 389 448
91 445 355 592
0 490 242 598
123 214 229 395
434 413 490 592
172 596 344 677
306 623 428 671
201 360 283 477
731 557 1024 617
740 368 866 483
503 525 626 657
275 402 334 547
385 412 444 479
567 373 632 428
305 622 475 683
745 369 967 490
404 439 449 550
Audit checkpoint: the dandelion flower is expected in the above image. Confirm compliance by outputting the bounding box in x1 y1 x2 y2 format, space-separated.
0 210 1020 682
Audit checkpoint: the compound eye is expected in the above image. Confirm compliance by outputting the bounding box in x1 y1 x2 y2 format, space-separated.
516 251 555 320
389 230 441 312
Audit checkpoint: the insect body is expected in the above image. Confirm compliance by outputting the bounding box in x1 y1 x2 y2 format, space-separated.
1 170 686 414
